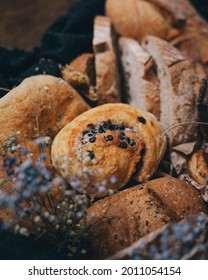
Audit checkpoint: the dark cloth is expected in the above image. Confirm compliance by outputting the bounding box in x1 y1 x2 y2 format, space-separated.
0 0 105 98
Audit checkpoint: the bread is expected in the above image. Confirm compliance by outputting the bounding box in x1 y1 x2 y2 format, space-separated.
84 177 207 259
93 16 121 104
188 143 208 185
62 53 97 103
143 35 208 146
106 0 208 67
51 103 167 198
109 213 208 260
119 37 160 119
105 0 179 41
0 75 90 228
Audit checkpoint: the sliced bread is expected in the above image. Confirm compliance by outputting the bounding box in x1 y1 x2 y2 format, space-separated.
143 35 203 146
119 37 160 119
93 16 121 104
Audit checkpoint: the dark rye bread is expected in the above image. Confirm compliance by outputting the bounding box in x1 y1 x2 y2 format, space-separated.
143 35 208 146
119 37 160 120
84 177 207 259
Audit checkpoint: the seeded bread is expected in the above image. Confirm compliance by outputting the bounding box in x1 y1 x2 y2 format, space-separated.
93 16 121 104
119 37 160 119
84 177 207 259
51 103 167 198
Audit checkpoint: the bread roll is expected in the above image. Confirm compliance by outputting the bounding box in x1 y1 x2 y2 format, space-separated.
105 0 179 41
0 75 90 229
51 103 167 198
84 177 207 259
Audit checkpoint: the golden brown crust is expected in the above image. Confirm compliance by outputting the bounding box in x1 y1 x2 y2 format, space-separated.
62 53 97 102
84 177 207 259
105 0 179 41
0 75 90 228
105 0 141 40
188 144 208 185
51 103 167 198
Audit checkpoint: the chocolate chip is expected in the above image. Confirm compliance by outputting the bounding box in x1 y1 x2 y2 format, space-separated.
118 132 126 140
98 126 105 133
126 137 131 144
87 150 95 159
87 123 95 129
104 135 114 142
138 116 146 124
118 142 128 149
90 129 97 135
129 139 136 147
89 137 96 143
87 133 94 137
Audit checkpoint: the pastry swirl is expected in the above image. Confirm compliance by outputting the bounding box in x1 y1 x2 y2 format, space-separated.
51 103 167 198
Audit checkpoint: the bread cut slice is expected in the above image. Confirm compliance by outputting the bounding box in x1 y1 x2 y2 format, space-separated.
119 37 160 120
62 53 97 103
93 16 121 104
143 35 201 146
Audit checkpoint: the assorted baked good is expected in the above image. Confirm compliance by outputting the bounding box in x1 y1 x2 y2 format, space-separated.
1 0 208 260
51 103 167 198
84 177 207 259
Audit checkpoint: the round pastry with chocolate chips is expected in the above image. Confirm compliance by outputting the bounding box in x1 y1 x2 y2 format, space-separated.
51 103 167 198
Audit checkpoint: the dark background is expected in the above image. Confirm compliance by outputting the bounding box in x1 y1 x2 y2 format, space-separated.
1 0 208 50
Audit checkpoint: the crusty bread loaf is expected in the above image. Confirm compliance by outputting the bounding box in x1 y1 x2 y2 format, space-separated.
0 75 90 229
84 177 207 259
119 37 160 119
143 35 207 146
105 0 179 41
93 16 121 104
51 103 167 198
62 53 97 103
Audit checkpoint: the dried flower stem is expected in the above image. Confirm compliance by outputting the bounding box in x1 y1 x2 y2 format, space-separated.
161 121 208 138
0 87 11 92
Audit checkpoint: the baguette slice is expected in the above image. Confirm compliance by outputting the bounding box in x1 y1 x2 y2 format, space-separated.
119 37 160 119
93 16 121 104
143 35 203 146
